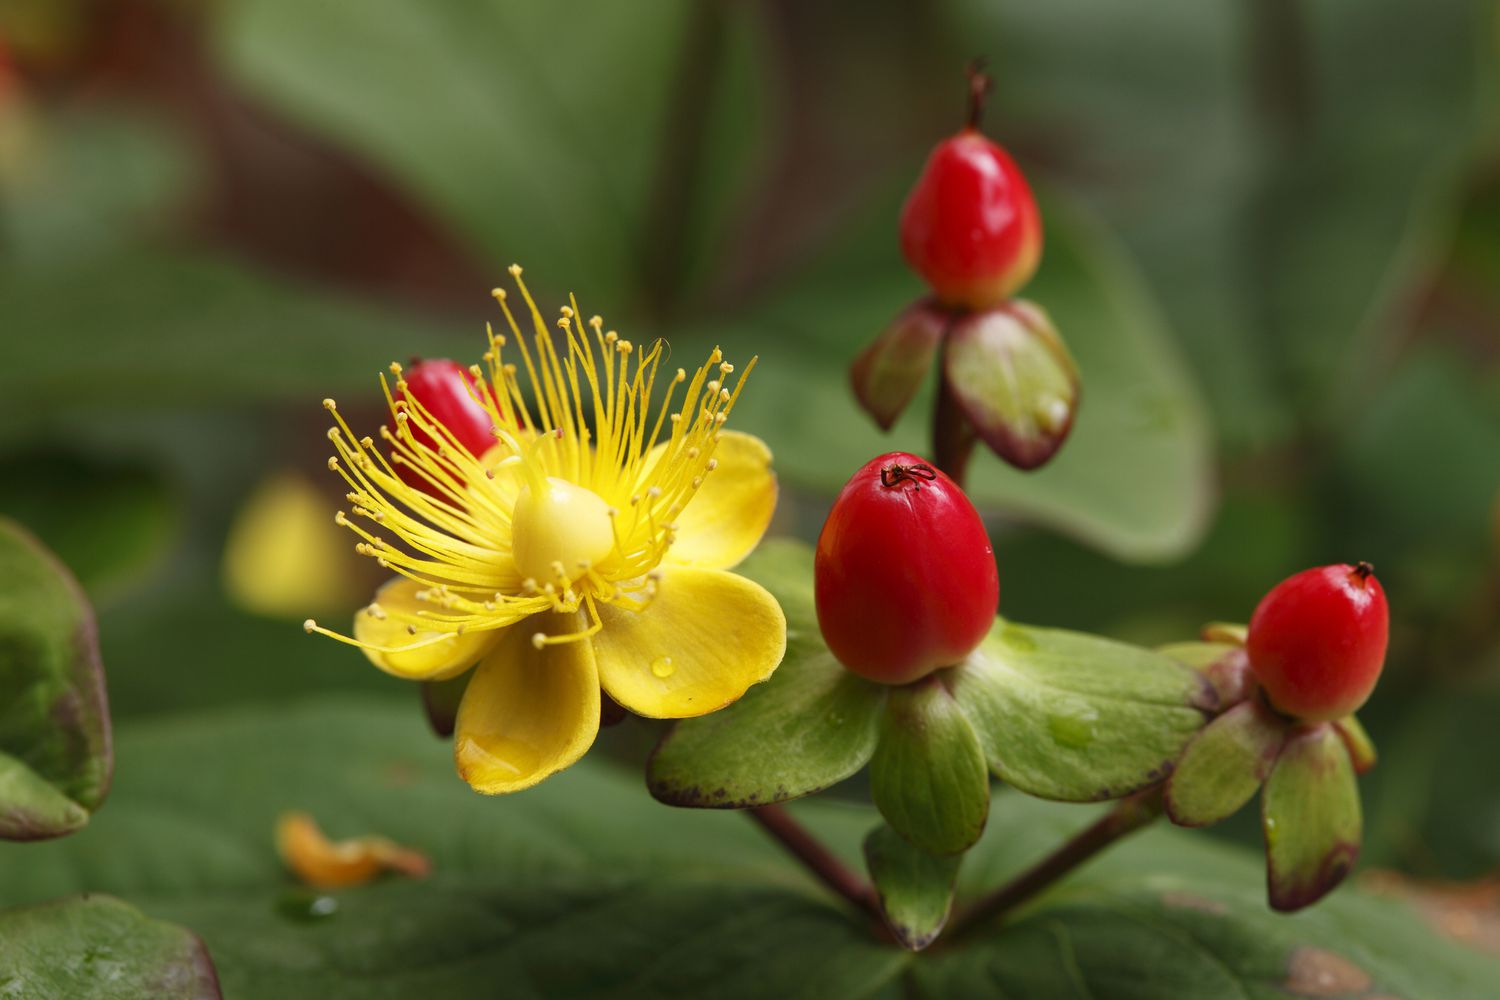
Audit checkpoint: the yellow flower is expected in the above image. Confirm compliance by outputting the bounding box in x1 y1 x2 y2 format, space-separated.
305 266 785 793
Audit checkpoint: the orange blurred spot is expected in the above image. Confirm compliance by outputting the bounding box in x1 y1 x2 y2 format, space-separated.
275 811 431 889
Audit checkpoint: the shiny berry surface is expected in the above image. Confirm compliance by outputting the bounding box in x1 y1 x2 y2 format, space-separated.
387 359 496 496
899 129 1042 310
815 452 999 685
1246 564 1389 722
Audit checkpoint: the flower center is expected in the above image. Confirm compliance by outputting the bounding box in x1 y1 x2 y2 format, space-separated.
511 477 616 585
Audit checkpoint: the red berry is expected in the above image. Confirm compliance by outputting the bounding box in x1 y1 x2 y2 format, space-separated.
388 359 496 496
1246 564 1389 722
899 70 1041 309
815 452 999 684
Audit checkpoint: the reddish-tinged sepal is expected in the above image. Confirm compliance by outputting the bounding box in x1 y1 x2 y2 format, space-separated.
1263 723 1362 912
1165 700 1286 828
942 300 1079 471
1247 563 1389 722
850 299 949 431
815 453 998 685
419 673 470 739
387 359 497 498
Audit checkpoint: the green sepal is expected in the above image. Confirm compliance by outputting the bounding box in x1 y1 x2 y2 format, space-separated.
1199 621 1248 646
869 677 990 855
0 752 89 841
952 619 1214 802
1334 715 1377 774
863 824 961 951
1165 701 1287 827
850 298 950 431
0 518 112 841
1263 723 1362 912
419 673 470 739
942 299 1080 470
0 895 220 998
1159 641 1254 707
648 541 887 808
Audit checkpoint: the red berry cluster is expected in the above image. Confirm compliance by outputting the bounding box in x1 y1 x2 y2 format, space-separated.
851 62 1079 478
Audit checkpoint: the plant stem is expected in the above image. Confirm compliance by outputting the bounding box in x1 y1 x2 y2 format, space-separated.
932 359 976 488
947 787 1165 938
748 804 882 920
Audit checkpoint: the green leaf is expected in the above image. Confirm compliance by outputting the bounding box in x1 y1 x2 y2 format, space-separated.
0 518 111 839
869 678 989 856
942 299 1079 471
0 895 220 999
723 194 1214 562
0 450 178 603
951 619 1212 801
1263 723 1362 913
648 541 886 807
216 0 733 310
863 824 960 952
0 696 908 998
1165 701 1286 828
2 698 1494 996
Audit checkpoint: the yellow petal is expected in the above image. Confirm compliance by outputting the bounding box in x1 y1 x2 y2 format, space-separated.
593 567 786 718
353 577 498 681
454 614 601 794
661 431 777 570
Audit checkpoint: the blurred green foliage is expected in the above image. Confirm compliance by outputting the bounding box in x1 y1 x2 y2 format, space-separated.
1 0 1499 992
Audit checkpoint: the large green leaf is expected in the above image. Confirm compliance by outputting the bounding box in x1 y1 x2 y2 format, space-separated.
0 895 219 999
720 194 1214 562
0 249 480 418
217 0 764 311
648 541 887 807
950 618 1212 801
0 518 110 840
0 451 178 604
0 697 1495 997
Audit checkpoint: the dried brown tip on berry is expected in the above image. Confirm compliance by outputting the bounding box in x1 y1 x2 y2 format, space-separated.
1352 561 1375 581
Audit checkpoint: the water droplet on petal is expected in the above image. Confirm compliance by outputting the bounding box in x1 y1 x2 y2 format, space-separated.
651 656 676 678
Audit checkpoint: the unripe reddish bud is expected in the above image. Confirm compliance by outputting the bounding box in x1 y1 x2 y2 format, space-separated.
388 359 497 496
815 452 999 685
899 66 1041 309
1246 563 1389 722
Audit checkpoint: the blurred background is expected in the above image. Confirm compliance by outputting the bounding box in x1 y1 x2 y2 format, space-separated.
1 0 1497 879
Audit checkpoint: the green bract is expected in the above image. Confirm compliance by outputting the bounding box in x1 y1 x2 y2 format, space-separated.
864 824 961 950
0 519 112 841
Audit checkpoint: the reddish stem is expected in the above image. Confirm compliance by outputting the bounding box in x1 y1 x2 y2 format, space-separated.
933 363 977 488
748 805 882 920
965 58 993 130
946 787 1165 939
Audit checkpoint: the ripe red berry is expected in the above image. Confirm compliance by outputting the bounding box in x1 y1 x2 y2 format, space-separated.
1246 564 1389 722
899 67 1041 310
388 359 496 496
815 452 999 685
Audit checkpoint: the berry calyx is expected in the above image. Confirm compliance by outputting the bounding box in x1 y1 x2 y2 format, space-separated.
387 359 497 497
1245 563 1389 722
815 452 999 685
899 63 1042 310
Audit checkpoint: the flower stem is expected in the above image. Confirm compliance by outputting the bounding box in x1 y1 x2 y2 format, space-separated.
932 362 976 488
748 805 882 920
947 787 1165 938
